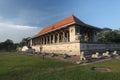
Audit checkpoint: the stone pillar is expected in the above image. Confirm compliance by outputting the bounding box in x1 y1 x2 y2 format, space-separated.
43 36 45 44
46 36 48 44
47 36 49 44
93 31 97 42
57 33 59 43
49 35 51 44
69 26 76 42
62 31 65 42
30 39 32 46
84 33 89 42
66 32 69 42
53 34 55 43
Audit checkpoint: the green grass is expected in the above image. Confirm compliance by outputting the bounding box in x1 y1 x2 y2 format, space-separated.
0 52 120 80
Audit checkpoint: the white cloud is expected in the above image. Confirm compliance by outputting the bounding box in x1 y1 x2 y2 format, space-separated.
0 22 41 43
0 22 37 30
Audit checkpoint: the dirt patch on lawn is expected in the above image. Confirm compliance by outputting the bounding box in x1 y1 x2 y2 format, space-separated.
92 67 112 72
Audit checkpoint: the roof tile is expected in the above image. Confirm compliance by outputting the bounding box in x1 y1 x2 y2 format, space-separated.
35 15 81 37
34 15 100 38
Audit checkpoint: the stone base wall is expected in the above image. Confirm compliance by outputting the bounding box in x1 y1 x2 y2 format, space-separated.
81 43 120 54
32 42 80 55
32 42 120 55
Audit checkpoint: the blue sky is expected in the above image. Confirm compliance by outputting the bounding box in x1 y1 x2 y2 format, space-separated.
0 0 120 42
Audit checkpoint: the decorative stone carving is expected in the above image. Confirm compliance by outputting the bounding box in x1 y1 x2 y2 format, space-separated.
63 54 70 59
80 35 84 41
102 51 111 57
80 51 86 60
112 50 118 56
75 33 81 40
84 34 89 42
91 52 100 58
52 40 55 43
21 46 28 52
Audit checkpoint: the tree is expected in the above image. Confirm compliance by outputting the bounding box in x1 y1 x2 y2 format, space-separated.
0 39 17 51
97 28 120 43
19 38 29 47
4 39 14 51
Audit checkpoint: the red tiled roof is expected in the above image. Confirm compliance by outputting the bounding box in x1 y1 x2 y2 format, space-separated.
33 15 100 38
34 15 84 37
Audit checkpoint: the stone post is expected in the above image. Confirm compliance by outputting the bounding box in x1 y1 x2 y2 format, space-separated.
69 26 76 42
46 36 48 44
53 34 55 43
49 35 51 44
57 33 59 43
62 31 65 42
30 39 32 46
66 32 69 42
43 36 45 44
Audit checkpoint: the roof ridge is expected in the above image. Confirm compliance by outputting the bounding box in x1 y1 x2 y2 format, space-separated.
71 15 86 25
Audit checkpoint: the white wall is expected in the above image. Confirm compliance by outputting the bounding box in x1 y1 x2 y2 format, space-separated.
32 42 80 55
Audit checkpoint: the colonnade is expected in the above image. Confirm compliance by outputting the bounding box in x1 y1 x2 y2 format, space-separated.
31 26 98 46
32 29 70 46
79 27 97 42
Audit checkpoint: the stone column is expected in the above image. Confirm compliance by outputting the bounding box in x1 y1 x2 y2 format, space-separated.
66 32 69 42
49 35 51 44
69 26 76 42
47 36 49 44
53 34 55 43
84 33 89 42
43 36 45 45
93 31 97 42
30 39 32 46
62 31 65 42
57 33 59 43
46 36 48 44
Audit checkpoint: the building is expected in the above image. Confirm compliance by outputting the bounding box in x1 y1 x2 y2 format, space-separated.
29 15 101 55
29 15 120 55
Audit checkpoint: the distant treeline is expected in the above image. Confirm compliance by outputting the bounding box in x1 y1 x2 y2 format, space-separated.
97 28 120 43
0 38 28 51
0 39 17 51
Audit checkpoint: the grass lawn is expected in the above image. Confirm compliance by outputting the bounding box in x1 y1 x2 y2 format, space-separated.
0 52 120 80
